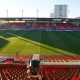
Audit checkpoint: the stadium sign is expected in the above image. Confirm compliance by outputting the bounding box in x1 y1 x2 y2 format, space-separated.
53 18 62 21
22 18 37 21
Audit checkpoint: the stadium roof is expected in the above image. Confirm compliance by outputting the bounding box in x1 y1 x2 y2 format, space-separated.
0 17 80 22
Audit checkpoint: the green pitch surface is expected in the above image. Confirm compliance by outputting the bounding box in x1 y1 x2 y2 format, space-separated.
0 30 80 56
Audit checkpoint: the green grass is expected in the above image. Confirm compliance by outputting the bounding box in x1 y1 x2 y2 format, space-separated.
0 30 80 56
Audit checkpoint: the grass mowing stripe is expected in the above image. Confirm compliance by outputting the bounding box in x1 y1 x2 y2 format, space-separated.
0 30 80 56
9 32 76 56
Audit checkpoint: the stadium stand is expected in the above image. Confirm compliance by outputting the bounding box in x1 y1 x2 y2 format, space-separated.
0 55 80 80
0 18 80 31
55 23 80 31
41 65 80 80
0 64 28 80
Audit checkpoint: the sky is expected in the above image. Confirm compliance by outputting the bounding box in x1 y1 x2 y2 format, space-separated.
0 0 80 18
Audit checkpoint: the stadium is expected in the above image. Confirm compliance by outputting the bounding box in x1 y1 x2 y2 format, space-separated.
0 0 80 80
0 17 80 80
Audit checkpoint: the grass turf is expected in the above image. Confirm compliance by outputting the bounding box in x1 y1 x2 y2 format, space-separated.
0 30 80 56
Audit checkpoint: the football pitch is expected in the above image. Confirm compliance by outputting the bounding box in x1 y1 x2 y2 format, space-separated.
0 30 80 56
